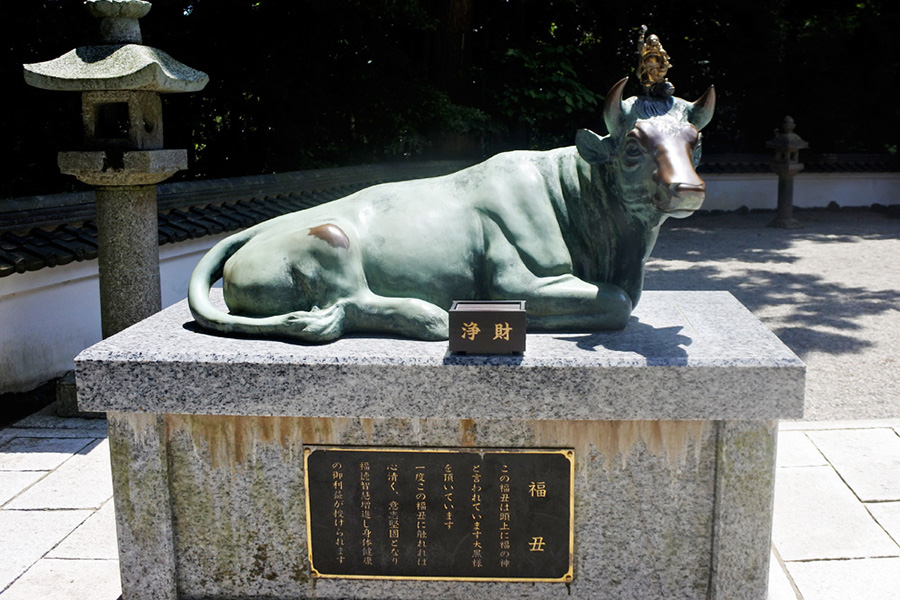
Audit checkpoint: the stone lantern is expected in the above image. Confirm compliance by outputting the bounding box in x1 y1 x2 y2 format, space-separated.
23 0 208 337
766 116 809 229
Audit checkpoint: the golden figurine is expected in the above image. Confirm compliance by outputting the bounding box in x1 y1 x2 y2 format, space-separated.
637 25 674 97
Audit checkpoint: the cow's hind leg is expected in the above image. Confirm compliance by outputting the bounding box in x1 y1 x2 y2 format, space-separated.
280 302 350 342
222 221 450 341
228 289 448 343
220 223 365 342
343 291 450 340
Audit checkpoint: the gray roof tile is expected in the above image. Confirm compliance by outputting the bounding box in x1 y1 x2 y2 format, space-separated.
0 161 470 278
1 156 896 278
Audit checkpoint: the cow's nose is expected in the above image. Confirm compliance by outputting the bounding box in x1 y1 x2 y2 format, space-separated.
671 182 705 197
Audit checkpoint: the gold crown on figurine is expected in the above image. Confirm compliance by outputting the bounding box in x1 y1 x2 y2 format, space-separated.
637 25 674 98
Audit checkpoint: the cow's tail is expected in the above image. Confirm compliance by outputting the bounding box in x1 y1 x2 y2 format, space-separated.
188 230 274 335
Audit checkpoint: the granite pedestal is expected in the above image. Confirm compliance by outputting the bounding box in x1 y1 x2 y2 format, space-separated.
76 290 804 600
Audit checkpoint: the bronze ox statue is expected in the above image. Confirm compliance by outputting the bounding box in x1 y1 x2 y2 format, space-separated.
189 77 715 342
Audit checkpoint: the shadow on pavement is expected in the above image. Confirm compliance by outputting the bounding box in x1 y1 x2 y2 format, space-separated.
645 212 900 360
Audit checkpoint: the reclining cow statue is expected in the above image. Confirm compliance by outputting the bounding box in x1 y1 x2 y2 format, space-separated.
189 76 715 342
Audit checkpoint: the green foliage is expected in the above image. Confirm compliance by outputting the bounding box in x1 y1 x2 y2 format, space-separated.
376 85 494 157
494 45 600 149
3 0 899 198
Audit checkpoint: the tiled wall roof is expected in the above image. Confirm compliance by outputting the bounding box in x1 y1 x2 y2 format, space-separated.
697 153 900 174
2 154 897 278
0 161 470 278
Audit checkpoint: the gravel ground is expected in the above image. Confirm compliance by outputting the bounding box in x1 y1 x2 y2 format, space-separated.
644 209 900 420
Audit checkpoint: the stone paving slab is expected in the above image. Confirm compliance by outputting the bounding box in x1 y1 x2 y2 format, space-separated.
11 404 108 432
776 431 828 467
772 465 900 561
48 499 119 560
785 557 900 600
766 550 797 600
4 439 112 510
0 509 93 590
0 471 45 506
0 558 121 600
0 437 94 471
867 502 900 546
806 428 900 502
779 419 900 431
0 427 109 441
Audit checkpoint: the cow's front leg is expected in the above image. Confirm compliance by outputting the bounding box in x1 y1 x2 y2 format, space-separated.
482 216 632 331
498 273 633 331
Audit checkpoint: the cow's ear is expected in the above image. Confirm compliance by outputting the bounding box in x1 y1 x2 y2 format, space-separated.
576 129 615 164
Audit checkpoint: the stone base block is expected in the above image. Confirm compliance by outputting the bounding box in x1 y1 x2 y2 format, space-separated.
76 291 805 599
55 371 104 418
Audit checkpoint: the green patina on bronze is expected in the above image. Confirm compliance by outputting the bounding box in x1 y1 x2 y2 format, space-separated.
189 76 715 342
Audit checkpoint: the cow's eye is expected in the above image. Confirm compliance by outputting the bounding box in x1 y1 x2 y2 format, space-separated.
691 137 703 164
624 141 643 162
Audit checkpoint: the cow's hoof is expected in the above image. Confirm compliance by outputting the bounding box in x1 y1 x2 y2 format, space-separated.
282 305 346 342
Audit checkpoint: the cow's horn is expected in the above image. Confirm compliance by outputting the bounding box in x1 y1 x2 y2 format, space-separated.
689 85 716 130
603 77 629 136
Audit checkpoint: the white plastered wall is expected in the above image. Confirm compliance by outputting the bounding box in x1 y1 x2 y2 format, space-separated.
2 171 900 394
703 172 900 212
0 233 229 394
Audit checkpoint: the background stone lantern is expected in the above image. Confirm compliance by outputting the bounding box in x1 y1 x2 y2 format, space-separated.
766 116 809 229
23 0 208 337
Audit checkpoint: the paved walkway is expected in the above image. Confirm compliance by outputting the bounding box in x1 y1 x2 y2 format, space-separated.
1 210 898 599
768 419 900 599
646 211 900 421
0 410 118 600
2 409 898 599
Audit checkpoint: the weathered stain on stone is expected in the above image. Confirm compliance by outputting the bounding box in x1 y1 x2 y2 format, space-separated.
531 420 709 472
360 417 374 444
250 543 279 581
308 223 350 249
709 420 778 597
107 412 180 598
299 416 330 446
107 416 136 525
109 412 172 528
298 416 356 445
459 418 476 447
164 415 310 596
165 414 305 470
164 415 708 475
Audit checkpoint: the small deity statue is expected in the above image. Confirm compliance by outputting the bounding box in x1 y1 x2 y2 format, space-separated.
637 26 674 97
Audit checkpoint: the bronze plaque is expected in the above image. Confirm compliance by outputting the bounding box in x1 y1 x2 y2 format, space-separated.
304 447 574 582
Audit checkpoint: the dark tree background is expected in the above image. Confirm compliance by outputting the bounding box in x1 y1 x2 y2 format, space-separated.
3 0 899 198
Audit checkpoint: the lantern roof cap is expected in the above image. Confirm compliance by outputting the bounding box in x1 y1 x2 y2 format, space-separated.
24 44 208 93
85 0 152 21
